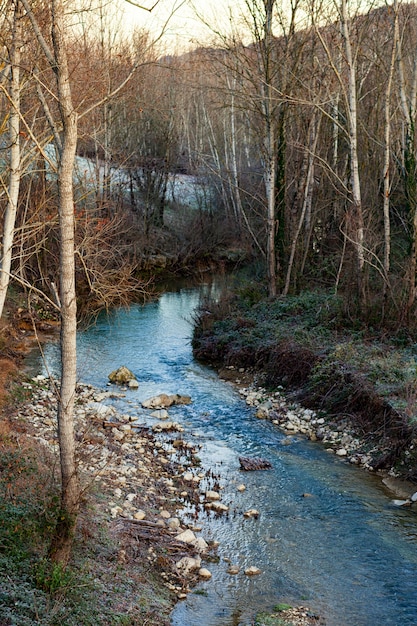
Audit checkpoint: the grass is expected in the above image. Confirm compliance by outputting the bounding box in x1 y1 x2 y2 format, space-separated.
255 613 292 626
0 426 173 625
194 286 417 417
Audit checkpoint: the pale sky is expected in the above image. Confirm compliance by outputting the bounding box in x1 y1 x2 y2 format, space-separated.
120 0 237 51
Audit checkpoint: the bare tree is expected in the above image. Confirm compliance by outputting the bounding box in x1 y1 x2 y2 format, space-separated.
20 0 163 565
0 0 22 319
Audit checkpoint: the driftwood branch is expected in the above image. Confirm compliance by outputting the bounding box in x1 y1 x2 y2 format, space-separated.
239 456 272 471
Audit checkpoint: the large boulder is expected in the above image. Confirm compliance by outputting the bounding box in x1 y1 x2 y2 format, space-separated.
108 366 137 385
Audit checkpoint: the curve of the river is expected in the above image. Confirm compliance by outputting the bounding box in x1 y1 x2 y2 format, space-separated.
34 286 417 626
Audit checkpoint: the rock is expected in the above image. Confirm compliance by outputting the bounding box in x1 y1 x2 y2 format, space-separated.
160 510 171 519
86 401 114 417
110 506 123 518
128 379 139 389
243 508 259 518
152 421 183 433
194 537 209 552
210 501 229 513
134 510 146 520
255 406 269 419
112 428 125 441
205 490 221 501
382 477 416 500
227 565 240 575
392 499 412 507
336 448 348 456
244 566 261 576
167 517 181 529
150 409 169 420
237 484 246 492
198 568 212 580
175 529 197 545
142 393 192 409
176 556 201 575
108 366 137 385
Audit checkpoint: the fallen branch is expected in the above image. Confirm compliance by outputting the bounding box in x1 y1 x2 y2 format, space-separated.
239 456 272 471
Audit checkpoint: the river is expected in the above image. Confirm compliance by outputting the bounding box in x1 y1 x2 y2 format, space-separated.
33 285 417 626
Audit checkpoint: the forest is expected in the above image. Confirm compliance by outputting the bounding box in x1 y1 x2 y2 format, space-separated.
2 0 417 322
1 0 417 623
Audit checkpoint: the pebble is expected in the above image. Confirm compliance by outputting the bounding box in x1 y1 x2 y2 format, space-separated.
205 490 221 501
240 386 363 463
245 566 261 576
209 502 229 513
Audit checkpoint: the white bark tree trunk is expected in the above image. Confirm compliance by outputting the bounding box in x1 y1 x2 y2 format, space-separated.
340 0 365 306
50 0 79 565
263 0 277 298
0 1 22 319
21 0 79 565
382 2 398 302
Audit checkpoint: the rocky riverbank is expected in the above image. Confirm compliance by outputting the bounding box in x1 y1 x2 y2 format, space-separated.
219 365 417 506
20 376 218 584
1 372 327 625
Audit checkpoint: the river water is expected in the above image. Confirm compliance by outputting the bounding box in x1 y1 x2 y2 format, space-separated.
34 286 417 626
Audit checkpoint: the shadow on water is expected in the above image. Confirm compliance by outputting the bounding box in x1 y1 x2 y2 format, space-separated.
30 285 417 626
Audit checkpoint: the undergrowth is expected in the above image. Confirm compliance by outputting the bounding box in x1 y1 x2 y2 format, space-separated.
0 434 172 625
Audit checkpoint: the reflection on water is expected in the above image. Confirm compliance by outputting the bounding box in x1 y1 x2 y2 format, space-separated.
31 286 417 626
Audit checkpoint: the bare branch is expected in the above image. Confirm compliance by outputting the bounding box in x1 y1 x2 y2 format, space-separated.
122 0 160 10
80 1 186 119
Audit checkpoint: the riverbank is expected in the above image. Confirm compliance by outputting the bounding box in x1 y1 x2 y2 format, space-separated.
219 366 417 505
193 287 417 489
1 373 220 624
0 369 326 625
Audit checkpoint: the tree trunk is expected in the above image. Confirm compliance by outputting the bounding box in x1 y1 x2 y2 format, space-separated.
48 0 79 566
396 22 417 318
0 1 22 319
263 0 277 298
340 0 365 308
382 3 398 306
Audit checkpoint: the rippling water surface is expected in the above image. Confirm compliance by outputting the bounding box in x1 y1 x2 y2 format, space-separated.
35 286 417 626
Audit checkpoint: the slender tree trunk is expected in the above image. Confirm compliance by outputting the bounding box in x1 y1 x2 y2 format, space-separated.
394 0 417 318
340 0 365 308
382 4 397 306
265 125 277 297
229 83 243 232
49 0 79 565
0 1 22 319
263 0 277 298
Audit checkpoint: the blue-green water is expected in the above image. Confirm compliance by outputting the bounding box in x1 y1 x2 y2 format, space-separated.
35 287 417 626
